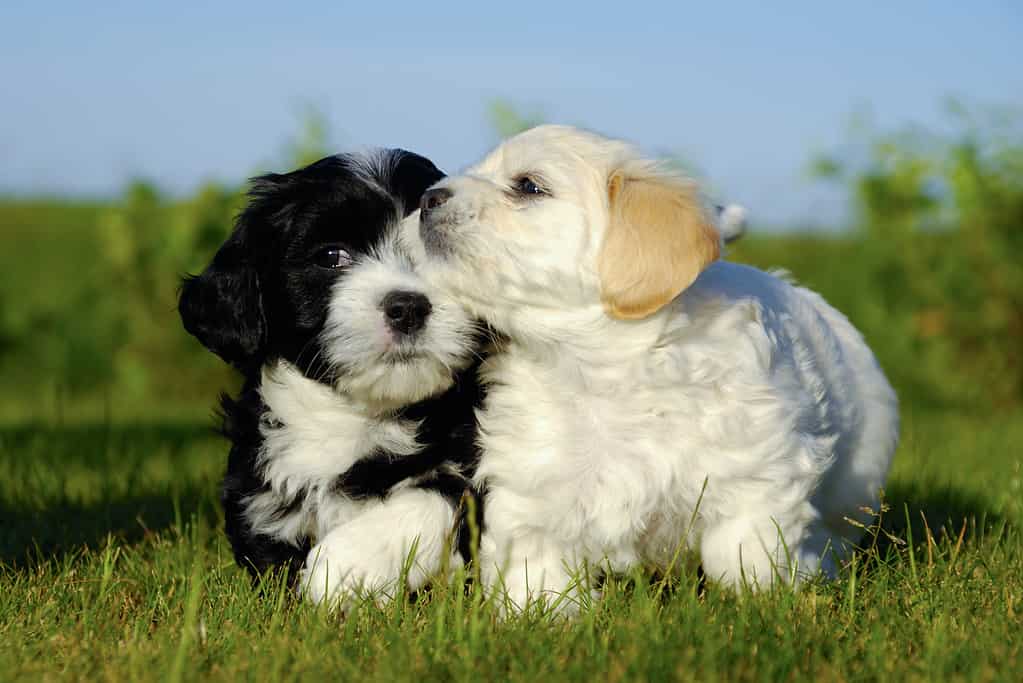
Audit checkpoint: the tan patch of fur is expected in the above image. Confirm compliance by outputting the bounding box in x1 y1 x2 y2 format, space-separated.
599 169 720 319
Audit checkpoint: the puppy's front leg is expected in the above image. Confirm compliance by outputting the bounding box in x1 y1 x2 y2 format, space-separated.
479 491 595 616
699 506 839 589
298 487 459 609
481 534 588 616
222 437 310 581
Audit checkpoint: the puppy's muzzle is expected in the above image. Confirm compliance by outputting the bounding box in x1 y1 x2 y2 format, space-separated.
421 187 452 213
380 290 432 336
419 187 454 254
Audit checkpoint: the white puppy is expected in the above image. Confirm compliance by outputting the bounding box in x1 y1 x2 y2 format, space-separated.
403 125 899 611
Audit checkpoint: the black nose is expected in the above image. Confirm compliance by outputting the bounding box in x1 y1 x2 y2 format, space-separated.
420 187 452 213
380 290 432 336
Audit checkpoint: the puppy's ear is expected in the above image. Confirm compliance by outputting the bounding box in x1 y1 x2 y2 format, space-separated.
179 237 267 371
389 150 445 216
598 168 720 320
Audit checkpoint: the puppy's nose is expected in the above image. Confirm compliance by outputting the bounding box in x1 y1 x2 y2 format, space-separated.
420 187 452 213
380 290 432 336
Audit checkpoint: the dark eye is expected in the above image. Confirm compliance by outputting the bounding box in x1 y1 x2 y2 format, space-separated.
313 246 352 269
514 176 546 197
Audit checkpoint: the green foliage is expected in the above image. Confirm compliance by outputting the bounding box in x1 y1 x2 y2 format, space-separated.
95 179 244 401
0 185 242 412
0 109 337 418
0 201 122 403
488 99 546 139
2 103 1021 416
281 103 335 168
813 104 1023 408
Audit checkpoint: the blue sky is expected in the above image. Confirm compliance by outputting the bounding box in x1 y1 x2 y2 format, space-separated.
2 1 1020 227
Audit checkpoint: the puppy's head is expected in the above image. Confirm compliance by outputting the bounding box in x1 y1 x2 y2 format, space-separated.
406 125 721 331
179 150 477 408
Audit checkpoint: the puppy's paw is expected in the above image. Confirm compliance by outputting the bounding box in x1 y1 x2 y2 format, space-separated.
296 488 458 610
297 538 400 610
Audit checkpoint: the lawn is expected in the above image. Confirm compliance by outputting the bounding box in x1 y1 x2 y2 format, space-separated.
1 198 1020 681
1 410 1019 681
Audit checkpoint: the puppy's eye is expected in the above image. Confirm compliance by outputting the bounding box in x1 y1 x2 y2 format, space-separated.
313 247 352 269
513 176 547 197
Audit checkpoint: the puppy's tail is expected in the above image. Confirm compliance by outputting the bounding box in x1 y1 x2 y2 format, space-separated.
715 204 748 244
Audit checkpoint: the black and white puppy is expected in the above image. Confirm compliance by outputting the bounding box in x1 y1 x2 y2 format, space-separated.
178 151 483 606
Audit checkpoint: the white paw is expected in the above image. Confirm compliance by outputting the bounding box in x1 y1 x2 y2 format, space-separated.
479 536 596 618
297 539 399 610
296 488 459 610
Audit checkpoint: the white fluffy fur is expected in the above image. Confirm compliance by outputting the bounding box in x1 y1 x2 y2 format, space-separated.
406 125 899 612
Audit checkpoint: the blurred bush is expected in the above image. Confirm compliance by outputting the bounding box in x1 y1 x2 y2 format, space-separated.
487 99 546 140
0 111 334 419
812 103 1023 409
0 182 244 417
0 103 1019 419
95 179 245 400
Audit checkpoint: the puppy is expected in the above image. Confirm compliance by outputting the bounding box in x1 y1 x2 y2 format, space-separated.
178 151 482 606
405 125 899 612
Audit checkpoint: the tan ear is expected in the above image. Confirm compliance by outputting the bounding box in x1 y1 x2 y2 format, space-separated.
598 170 720 320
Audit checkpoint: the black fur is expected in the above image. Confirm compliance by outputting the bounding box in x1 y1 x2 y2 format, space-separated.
179 150 485 581
218 382 310 578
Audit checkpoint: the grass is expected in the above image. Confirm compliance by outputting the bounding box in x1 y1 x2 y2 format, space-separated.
1 407 1019 682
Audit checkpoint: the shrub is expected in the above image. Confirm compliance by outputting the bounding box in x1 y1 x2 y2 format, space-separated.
815 104 1023 408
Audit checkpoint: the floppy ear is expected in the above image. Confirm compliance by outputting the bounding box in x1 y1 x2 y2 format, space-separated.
598 168 720 320
178 241 267 371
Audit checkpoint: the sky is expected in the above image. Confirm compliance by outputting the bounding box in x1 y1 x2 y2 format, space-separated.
2 1 1021 228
